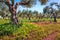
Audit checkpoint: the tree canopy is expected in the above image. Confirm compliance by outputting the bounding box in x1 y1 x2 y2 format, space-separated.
0 0 48 8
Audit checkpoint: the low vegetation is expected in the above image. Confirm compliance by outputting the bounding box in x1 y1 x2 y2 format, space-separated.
0 19 60 40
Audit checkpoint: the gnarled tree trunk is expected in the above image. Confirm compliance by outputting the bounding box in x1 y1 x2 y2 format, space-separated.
9 5 18 24
54 15 57 22
53 13 57 22
10 12 18 24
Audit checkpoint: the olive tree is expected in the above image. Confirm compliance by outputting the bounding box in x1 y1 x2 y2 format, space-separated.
43 2 59 22
0 0 48 24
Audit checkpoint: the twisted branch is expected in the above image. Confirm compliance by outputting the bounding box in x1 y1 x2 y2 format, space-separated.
15 0 30 9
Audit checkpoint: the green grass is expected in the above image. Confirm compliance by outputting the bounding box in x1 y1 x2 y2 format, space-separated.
0 18 60 40
19 18 60 22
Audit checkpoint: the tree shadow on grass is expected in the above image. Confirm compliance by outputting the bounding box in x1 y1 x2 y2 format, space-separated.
0 23 22 27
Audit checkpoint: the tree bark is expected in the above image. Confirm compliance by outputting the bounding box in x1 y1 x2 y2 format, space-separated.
27 14 30 20
53 14 57 22
9 5 19 24
11 13 18 24
28 17 30 20
54 15 57 22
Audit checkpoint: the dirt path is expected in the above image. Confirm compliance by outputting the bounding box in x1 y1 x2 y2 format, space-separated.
30 22 60 40
42 30 59 40
30 22 55 26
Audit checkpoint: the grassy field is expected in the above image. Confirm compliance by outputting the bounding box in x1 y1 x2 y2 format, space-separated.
0 18 60 40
